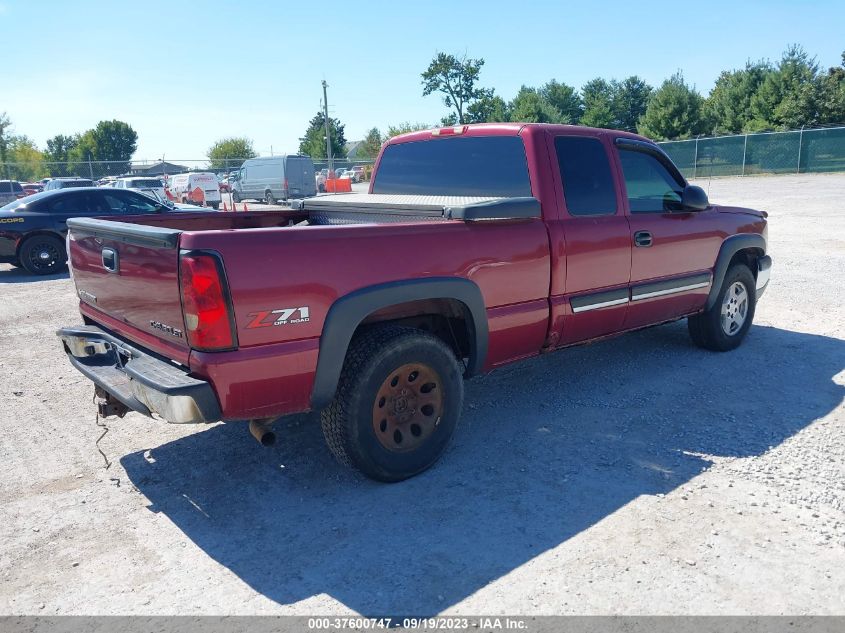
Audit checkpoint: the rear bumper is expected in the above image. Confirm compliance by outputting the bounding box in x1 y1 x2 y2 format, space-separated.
57 324 221 424
757 255 772 300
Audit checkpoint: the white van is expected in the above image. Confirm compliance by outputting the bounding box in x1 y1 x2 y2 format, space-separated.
231 155 317 204
114 176 165 200
168 172 221 209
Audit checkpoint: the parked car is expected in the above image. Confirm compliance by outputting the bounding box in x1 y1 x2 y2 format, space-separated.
315 171 327 193
350 165 365 181
22 183 44 196
0 180 25 206
0 187 210 274
44 177 94 191
218 175 230 193
168 172 221 209
57 123 771 482
334 168 348 179
231 155 317 204
113 176 166 200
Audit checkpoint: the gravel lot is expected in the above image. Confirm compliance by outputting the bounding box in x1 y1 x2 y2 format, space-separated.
0 173 843 615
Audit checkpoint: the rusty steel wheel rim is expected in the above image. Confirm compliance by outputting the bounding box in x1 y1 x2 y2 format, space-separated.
372 363 444 452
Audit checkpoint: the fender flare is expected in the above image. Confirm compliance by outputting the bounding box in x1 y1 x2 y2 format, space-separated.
706 233 766 310
310 277 488 409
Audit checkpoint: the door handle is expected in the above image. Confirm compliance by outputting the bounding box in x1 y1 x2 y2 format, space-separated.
101 247 119 273
634 231 653 247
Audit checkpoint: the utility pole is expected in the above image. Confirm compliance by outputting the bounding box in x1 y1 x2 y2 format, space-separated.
322 79 333 174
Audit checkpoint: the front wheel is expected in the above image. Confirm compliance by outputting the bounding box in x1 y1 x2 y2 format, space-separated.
321 325 464 482
688 264 756 351
19 235 66 275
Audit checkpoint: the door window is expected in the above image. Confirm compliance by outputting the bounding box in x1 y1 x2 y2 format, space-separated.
554 136 617 216
618 149 685 213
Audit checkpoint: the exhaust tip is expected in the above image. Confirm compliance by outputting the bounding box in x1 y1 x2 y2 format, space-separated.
249 420 276 447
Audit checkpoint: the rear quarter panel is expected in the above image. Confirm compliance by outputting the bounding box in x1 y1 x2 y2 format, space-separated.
183 219 551 418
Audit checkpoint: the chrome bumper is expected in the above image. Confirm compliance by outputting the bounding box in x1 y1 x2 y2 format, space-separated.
57 325 221 424
756 255 772 299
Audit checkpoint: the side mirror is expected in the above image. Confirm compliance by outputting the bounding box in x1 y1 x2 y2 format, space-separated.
681 184 709 211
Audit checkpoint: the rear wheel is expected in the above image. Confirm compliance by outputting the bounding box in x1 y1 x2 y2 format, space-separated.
19 235 66 275
688 264 756 351
321 325 464 482
265 190 276 205
231 191 241 203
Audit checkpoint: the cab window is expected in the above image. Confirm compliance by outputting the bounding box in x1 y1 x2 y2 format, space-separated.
618 149 685 213
555 136 617 216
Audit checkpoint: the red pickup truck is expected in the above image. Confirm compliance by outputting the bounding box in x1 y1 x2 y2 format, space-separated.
58 123 771 481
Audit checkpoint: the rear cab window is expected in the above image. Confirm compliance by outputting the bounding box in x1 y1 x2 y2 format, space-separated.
372 136 532 197
554 136 618 216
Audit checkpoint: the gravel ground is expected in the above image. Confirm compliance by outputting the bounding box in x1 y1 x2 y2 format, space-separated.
0 173 843 615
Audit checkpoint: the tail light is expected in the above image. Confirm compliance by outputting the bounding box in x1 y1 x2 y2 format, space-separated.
283 178 289 192
179 251 238 351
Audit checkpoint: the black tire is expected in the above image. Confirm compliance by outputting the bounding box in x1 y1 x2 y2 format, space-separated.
232 191 241 203
210 202 220 210
265 190 276 205
321 325 464 482
19 235 66 275
8 260 21 268
688 264 756 351
318 184 326 193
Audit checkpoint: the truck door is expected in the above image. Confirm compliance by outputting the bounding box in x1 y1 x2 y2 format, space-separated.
614 139 723 329
548 134 632 346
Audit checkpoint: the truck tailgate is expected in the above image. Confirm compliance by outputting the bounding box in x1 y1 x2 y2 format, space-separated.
67 218 190 363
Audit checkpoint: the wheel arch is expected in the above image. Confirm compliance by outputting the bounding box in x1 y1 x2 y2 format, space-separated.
706 233 766 310
310 277 488 409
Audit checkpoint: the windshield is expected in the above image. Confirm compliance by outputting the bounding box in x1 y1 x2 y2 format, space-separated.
372 136 532 197
129 179 163 188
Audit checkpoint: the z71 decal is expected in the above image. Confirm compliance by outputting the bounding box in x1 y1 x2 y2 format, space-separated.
247 307 311 328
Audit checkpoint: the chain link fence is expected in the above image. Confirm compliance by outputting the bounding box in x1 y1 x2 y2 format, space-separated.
3 125 843 184
658 125 845 179
0 157 377 184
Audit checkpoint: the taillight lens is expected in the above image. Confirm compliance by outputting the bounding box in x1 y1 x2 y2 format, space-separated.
179 251 237 351
283 178 289 191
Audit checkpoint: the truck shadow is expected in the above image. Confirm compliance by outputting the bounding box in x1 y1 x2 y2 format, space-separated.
121 323 844 615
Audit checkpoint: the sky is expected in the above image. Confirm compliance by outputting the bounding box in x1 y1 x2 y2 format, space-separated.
3 0 844 161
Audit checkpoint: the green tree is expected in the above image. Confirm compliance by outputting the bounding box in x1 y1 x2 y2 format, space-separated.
749 45 820 130
612 76 653 132
421 52 488 124
68 120 138 176
637 72 706 140
8 136 47 181
207 137 257 170
44 134 80 176
386 122 430 138
67 130 99 176
509 86 563 123
579 78 615 128
467 91 510 123
299 112 347 159
816 52 845 124
357 128 384 160
704 61 773 134
0 112 11 168
540 80 583 124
